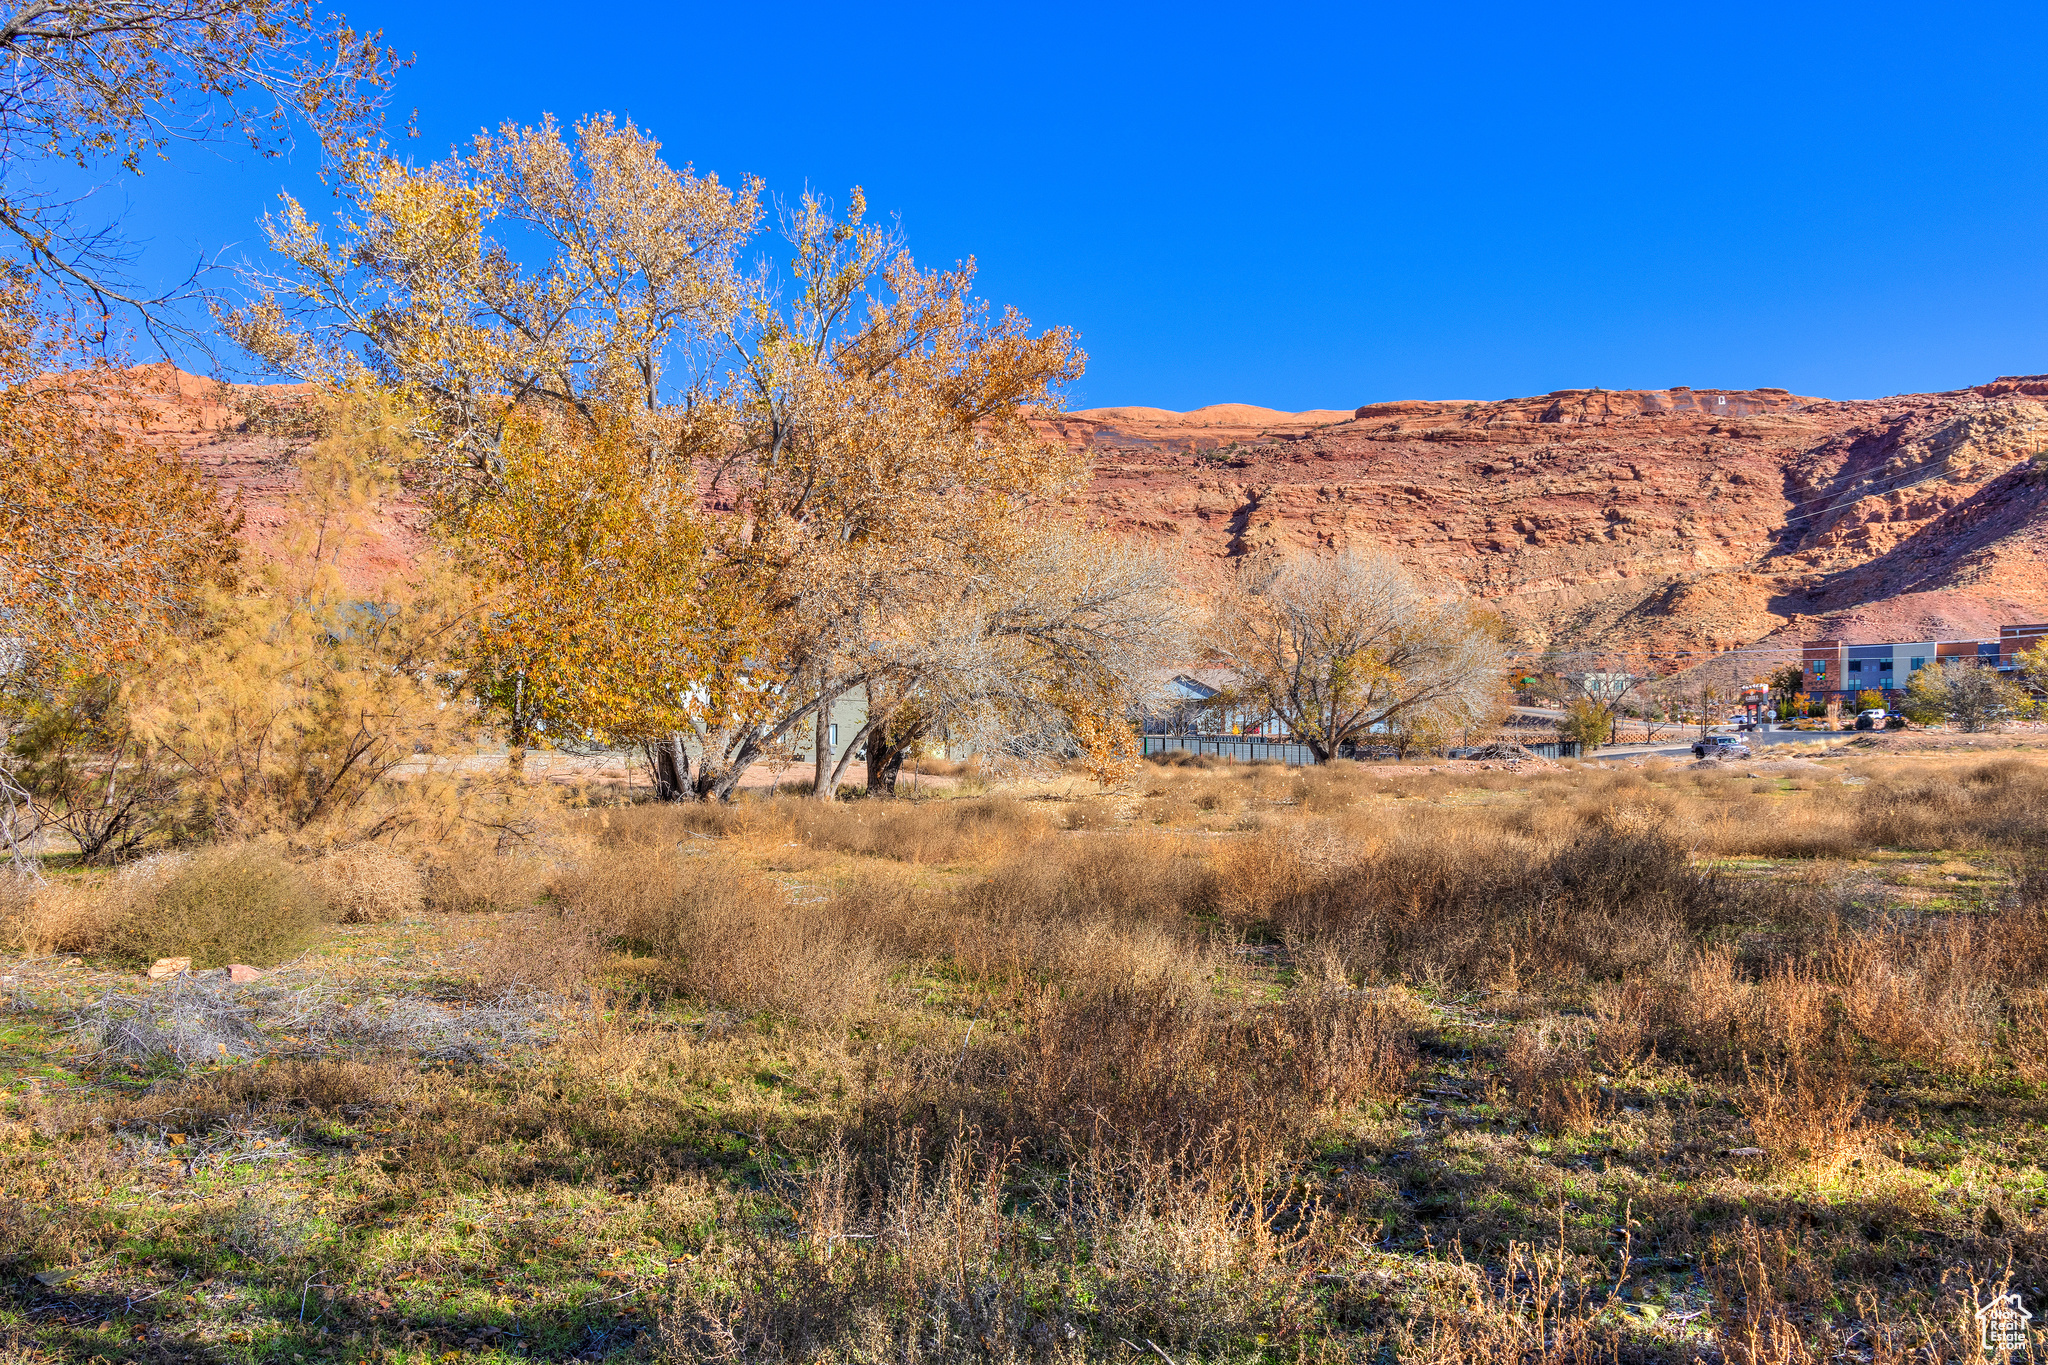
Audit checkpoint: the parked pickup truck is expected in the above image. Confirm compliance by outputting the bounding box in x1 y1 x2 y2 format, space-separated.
1692 734 1753 760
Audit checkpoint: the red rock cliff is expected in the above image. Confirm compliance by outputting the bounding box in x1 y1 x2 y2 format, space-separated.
1047 381 2048 653
141 366 2048 655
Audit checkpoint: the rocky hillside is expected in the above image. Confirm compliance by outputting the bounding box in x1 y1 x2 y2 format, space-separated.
121 363 427 591
133 364 2048 657
1049 381 2048 655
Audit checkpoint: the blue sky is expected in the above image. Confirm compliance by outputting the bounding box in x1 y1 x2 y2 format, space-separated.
79 0 2048 409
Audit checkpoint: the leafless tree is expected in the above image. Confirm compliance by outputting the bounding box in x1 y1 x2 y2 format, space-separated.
1523 649 1657 747
811 523 1184 798
0 0 401 350
1632 680 1684 743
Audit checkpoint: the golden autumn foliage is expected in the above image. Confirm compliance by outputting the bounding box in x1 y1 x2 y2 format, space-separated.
0 0 416 866
0 275 239 673
446 404 766 757
230 114 1172 799
118 388 511 850
8 385 549 864
232 112 755 485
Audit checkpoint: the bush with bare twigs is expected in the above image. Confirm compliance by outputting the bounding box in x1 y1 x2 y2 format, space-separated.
465 911 609 996
1504 1016 1600 1135
922 837 1220 991
1261 822 1732 987
1736 1050 1870 1171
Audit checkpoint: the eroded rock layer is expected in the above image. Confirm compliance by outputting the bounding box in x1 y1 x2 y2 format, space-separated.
1048 380 2048 651
137 364 2048 654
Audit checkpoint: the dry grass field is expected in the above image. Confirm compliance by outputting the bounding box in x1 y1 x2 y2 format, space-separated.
6 739 2048 1363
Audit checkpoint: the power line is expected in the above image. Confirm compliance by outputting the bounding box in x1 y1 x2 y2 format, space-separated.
1502 632 2026 662
1764 456 1971 532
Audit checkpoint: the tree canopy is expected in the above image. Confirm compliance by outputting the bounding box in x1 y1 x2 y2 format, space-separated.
1202 550 1501 764
1899 662 2029 732
0 0 401 347
231 114 1150 798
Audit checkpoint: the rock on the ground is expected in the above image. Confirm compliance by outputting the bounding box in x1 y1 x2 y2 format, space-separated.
146 956 192 980
1465 741 1539 761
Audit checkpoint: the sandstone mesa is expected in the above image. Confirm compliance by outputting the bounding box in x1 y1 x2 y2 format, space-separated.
132 362 2048 658
1047 379 2048 657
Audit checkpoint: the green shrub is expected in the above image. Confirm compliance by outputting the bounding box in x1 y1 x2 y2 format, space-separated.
113 845 329 968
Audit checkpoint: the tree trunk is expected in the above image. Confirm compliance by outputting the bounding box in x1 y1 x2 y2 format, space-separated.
867 743 907 796
0 762 41 883
647 735 690 802
829 717 879 793
705 750 756 802
867 730 917 796
811 693 836 802
508 675 529 774
864 712 931 797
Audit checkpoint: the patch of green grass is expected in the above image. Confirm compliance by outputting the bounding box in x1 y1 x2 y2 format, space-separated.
12 754 2048 1361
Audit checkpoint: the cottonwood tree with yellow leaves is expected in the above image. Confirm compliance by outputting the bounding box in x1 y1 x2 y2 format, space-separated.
1203 549 1503 764
233 113 1173 799
443 403 762 797
232 112 754 487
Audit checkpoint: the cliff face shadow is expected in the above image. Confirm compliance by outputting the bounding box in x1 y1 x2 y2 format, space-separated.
1765 459 2048 620
1763 415 1917 562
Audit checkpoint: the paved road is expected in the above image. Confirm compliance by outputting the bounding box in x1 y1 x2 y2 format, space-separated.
1588 728 1848 761
1515 703 1856 759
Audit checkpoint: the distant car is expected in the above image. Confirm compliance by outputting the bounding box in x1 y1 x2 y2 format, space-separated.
1693 734 1752 759
1854 707 1889 731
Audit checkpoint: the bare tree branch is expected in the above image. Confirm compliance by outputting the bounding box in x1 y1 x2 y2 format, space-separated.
0 0 404 353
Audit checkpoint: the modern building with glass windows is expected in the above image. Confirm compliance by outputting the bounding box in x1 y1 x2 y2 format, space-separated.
1801 624 2046 703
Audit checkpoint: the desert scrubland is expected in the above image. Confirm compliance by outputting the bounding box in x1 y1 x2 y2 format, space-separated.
7 741 2048 1364
10 10 2048 1365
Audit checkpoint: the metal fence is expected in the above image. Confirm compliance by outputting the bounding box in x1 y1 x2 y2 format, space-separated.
1141 735 1322 766
1142 735 1582 766
1492 740 1582 761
